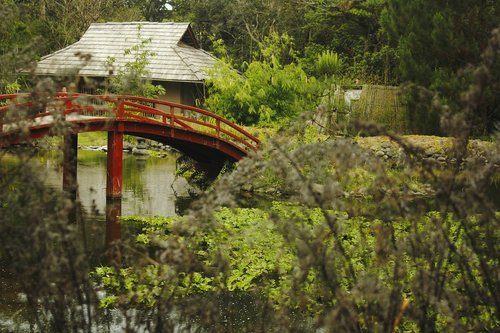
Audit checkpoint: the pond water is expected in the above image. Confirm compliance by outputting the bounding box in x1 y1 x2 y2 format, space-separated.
0 149 193 331
42 149 190 217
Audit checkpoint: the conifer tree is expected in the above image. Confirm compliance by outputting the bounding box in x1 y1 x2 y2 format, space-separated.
381 0 500 134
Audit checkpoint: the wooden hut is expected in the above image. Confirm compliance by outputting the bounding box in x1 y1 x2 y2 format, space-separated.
36 22 216 106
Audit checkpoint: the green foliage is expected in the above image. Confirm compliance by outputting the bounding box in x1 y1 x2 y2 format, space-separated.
349 45 399 84
302 0 390 82
0 2 37 91
127 0 171 21
96 195 500 330
169 0 393 84
208 34 231 61
4 80 21 94
207 206 293 293
186 132 497 331
381 0 500 134
381 0 498 86
2 0 143 56
173 48 500 327
77 132 108 147
121 215 175 244
93 265 171 308
0 1 34 53
315 50 343 78
93 205 307 309
205 33 321 126
166 0 306 65
256 32 298 66
106 28 166 98
94 206 290 307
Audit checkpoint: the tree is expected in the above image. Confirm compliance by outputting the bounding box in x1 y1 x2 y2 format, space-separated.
301 0 386 57
167 0 395 83
381 0 500 134
166 0 309 66
205 33 321 126
0 1 47 92
9 0 144 54
127 0 170 21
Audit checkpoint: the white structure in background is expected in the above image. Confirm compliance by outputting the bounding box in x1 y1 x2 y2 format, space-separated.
344 89 362 112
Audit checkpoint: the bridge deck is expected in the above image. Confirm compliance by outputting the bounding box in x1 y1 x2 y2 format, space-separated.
0 93 260 161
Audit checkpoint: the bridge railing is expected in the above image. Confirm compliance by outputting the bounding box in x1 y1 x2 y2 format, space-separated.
0 92 260 152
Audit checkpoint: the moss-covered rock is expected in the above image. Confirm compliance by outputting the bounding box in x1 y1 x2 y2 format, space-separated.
356 135 495 167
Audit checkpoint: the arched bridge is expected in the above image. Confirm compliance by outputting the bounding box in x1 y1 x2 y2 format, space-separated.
0 92 260 198
0 92 259 161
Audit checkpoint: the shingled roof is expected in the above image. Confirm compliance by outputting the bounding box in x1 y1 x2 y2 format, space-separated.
36 22 216 83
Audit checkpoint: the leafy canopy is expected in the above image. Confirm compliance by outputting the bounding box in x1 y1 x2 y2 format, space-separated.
205 33 321 126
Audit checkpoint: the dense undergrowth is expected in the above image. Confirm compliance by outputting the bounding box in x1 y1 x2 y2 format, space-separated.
89 30 500 331
92 122 499 331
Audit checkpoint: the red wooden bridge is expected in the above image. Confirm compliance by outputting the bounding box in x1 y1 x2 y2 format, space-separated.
0 92 260 198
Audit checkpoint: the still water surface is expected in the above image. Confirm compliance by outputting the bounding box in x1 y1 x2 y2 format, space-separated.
0 149 192 330
42 149 190 217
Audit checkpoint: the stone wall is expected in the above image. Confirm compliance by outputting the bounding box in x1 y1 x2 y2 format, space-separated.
357 136 495 168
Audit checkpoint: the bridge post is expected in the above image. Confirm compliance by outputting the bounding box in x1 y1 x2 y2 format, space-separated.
62 133 78 199
105 197 122 244
106 130 124 198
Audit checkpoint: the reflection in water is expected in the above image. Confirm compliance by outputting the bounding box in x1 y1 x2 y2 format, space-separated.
0 149 193 331
40 150 190 218
105 197 122 245
36 150 192 249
